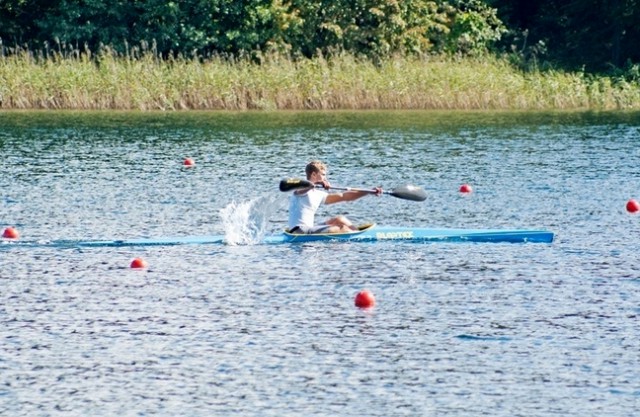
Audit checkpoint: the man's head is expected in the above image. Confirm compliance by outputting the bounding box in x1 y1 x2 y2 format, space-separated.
305 160 327 181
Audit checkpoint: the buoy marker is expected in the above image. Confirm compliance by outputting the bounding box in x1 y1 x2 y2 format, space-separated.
183 158 195 167
130 257 149 269
354 289 376 308
626 199 640 213
459 184 473 193
2 227 19 239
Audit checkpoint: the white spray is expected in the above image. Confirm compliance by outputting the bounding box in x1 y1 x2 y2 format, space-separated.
219 193 287 245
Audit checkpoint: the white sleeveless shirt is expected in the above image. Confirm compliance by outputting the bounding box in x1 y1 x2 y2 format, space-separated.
288 189 328 229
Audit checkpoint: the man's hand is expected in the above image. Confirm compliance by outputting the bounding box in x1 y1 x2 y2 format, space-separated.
315 179 331 190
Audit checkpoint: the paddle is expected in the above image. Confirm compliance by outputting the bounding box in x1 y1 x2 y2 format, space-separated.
279 178 427 202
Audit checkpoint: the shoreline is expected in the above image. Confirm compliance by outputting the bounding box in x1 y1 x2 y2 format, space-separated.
1 53 639 111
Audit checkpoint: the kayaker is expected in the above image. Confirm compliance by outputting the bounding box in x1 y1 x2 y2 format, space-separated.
287 160 381 234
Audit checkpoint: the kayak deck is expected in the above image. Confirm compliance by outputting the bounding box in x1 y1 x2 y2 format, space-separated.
267 225 553 244
44 224 554 247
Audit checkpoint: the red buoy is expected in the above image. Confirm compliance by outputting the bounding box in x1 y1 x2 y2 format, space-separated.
459 184 473 193
130 257 149 269
354 289 376 308
626 199 640 213
2 227 19 239
183 158 195 167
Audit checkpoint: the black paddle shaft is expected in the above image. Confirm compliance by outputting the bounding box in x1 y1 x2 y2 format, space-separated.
279 178 426 202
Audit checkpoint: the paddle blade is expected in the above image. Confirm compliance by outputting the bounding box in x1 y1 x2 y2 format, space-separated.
388 184 427 201
279 178 314 192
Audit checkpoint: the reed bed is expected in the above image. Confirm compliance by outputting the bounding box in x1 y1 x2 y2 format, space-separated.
1 49 638 110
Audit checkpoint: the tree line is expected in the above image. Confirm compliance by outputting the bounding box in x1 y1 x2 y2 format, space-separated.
1 0 639 74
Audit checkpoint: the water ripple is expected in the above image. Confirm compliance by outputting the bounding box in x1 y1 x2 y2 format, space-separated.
2 111 640 416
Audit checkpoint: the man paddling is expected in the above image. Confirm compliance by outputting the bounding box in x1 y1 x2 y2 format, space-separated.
287 160 381 234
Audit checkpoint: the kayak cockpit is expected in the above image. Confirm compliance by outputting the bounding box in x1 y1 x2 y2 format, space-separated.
281 223 376 242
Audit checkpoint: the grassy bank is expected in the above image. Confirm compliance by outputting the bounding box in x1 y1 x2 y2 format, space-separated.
1 50 639 111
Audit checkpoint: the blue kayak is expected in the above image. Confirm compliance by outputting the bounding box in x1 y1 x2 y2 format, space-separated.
63 224 553 247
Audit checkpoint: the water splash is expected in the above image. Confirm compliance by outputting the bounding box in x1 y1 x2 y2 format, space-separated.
219 193 287 245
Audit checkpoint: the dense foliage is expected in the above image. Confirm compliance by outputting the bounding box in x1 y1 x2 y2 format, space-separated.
488 0 640 74
0 0 505 58
1 0 639 73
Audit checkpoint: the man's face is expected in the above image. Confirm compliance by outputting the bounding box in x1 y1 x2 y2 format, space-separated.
310 169 327 182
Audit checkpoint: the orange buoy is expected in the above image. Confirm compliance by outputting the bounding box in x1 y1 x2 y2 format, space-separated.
354 289 376 308
626 199 640 213
130 257 149 269
183 158 195 167
2 227 19 239
459 184 473 193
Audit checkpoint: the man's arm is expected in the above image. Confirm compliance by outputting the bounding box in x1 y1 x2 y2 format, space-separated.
324 190 371 205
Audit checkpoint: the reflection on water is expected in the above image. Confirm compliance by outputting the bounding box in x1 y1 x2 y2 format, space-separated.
1 111 639 417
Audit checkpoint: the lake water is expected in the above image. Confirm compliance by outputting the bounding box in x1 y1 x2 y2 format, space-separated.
1 111 639 416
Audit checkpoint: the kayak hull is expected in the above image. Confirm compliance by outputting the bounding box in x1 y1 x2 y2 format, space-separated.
69 225 554 247
271 226 553 244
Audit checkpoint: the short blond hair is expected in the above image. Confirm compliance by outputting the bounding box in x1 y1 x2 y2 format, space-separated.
305 160 326 179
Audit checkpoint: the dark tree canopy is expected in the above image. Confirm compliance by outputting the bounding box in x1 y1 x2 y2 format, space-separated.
488 0 640 72
1 0 638 72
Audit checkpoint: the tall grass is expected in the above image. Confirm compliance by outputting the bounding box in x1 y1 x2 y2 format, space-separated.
1 47 639 110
